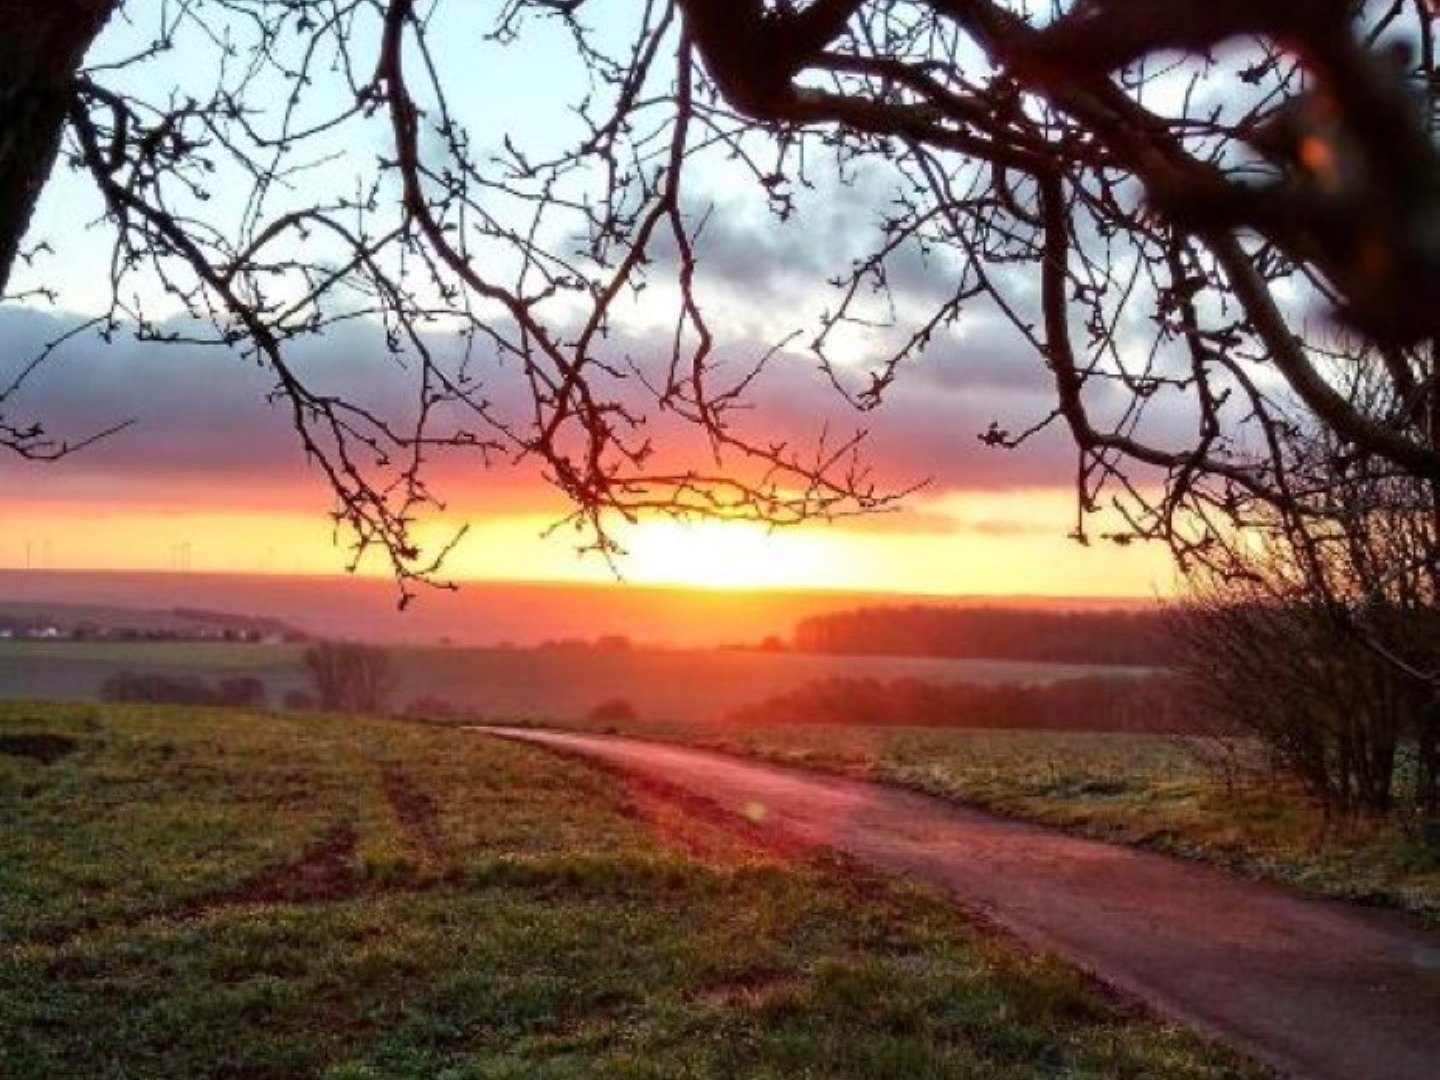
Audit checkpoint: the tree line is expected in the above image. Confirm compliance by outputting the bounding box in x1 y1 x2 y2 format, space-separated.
99 671 268 709
792 607 1175 667
725 674 1204 734
96 641 398 715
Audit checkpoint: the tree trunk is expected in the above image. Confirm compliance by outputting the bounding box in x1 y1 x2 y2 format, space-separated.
0 0 117 296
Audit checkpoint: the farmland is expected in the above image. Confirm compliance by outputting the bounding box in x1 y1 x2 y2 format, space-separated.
7 634 1435 917
0 641 304 704
0 639 1150 722
0 701 1261 1080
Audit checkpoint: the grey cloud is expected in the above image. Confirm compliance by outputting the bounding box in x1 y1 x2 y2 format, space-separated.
0 301 1197 518
647 172 971 311
0 309 543 509
840 506 1057 538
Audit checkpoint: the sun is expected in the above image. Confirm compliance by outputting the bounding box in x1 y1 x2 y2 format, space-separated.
618 519 849 591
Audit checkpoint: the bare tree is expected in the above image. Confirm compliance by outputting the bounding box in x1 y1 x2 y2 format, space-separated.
1174 415 1440 817
302 640 397 713
3 2 1440 591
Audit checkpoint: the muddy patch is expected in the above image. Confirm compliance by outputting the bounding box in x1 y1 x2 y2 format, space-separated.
202 824 360 907
693 970 805 1009
380 765 444 863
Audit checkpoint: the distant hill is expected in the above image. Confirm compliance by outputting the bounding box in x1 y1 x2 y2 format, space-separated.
0 600 303 642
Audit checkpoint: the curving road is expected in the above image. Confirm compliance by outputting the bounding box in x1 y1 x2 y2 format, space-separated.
479 726 1440 1080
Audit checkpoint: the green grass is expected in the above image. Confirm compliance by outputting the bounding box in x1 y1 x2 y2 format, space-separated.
542 718 1440 921
0 701 1264 1080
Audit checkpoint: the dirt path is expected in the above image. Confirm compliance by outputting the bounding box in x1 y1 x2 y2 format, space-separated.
479 727 1440 1080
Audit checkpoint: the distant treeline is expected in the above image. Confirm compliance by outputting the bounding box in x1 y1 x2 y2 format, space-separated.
99 671 268 708
725 675 1211 733
792 606 1176 666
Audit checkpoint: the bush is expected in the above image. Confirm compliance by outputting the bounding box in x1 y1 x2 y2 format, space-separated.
282 689 317 712
98 670 268 708
403 695 464 721
1175 592 1440 817
588 698 639 724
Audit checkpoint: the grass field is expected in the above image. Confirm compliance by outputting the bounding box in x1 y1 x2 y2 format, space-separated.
0 701 1263 1080
537 718 1440 920
0 639 1147 722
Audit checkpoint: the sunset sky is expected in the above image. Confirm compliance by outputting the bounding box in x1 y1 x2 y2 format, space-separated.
0 310 1174 596
0 5 1178 598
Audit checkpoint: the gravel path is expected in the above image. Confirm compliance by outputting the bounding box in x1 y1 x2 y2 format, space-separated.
480 727 1440 1080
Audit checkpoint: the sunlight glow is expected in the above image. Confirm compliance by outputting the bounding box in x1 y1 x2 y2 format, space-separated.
617 520 852 591
0 493 1174 598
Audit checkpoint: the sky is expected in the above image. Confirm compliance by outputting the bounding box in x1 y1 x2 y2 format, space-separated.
0 1 1180 598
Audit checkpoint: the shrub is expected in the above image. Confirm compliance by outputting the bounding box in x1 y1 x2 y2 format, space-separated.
98 670 268 708
588 698 639 724
403 695 463 721
282 689 317 712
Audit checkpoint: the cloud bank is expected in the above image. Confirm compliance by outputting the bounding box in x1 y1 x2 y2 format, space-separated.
0 293 1180 532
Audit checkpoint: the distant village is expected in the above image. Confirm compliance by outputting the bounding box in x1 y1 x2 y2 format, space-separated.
0 607 307 645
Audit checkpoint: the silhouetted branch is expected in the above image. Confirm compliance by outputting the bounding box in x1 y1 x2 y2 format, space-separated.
0 0 1437 591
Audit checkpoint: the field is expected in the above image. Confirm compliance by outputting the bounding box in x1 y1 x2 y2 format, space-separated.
536 718 1440 920
0 639 1147 722
0 702 1261 1080
8 636 1435 918
0 641 306 703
